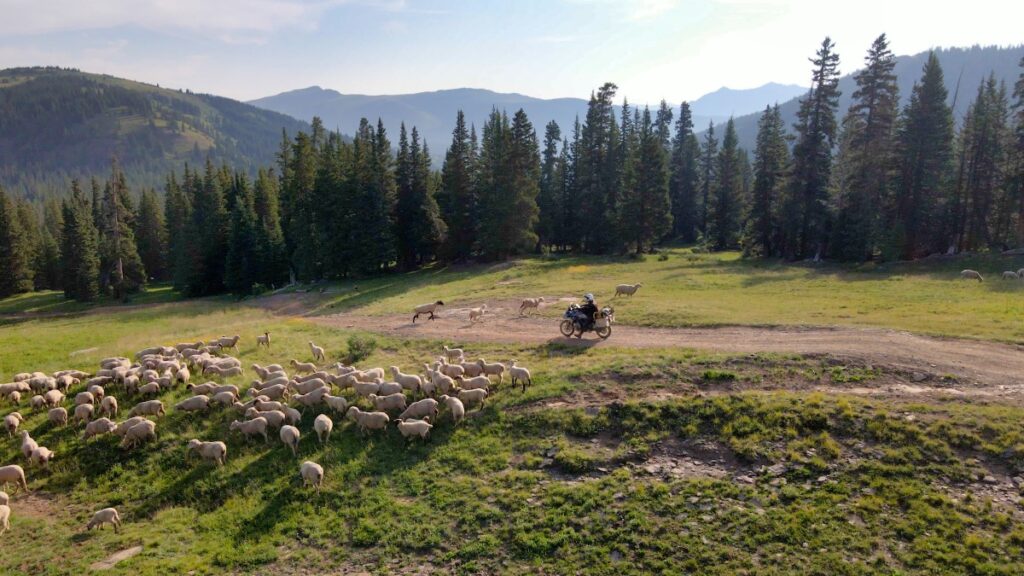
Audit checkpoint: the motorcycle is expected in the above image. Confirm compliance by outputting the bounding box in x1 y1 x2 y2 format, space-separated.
560 303 614 339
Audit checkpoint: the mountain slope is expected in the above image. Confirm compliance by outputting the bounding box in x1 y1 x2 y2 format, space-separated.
689 82 807 121
0 67 309 198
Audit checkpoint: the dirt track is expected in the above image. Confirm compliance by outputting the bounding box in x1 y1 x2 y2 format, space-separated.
292 298 1024 389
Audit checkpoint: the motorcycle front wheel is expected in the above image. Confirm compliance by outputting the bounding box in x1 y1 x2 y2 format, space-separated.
596 325 612 339
559 319 575 337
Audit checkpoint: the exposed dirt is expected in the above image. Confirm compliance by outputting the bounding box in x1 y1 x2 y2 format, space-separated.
90 546 143 571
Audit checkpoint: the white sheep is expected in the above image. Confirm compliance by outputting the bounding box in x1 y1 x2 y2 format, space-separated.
1002 271 1020 280
346 407 389 435
290 378 328 394
204 364 243 379
477 359 505 384
121 420 157 449
614 283 643 298
390 366 422 393
439 360 465 380
174 340 204 352
960 269 984 282
459 375 491 391
187 439 227 466
129 400 165 418
323 394 349 415
113 417 148 437
442 345 464 362
212 391 238 407
216 335 241 351
309 341 326 362
254 398 286 412
7 391 20 406
290 359 317 375
246 408 286 429
230 417 269 443
48 407 68 427
19 431 37 460
396 418 433 441
369 393 408 413
438 395 465 425
300 461 323 494
175 366 191 386
74 391 94 406
87 384 105 400
376 381 405 396
460 361 483 378
137 382 162 397
1018 268 1024 278
30 446 55 469
509 360 533 392
458 388 488 410
469 304 487 323
0 503 7 535
99 396 119 419
519 297 545 316
30 395 46 410
398 398 439 421
353 381 380 398
0 465 28 494
74 403 94 424
0 490 7 505
413 300 445 323
42 390 63 407
249 384 289 401
86 508 122 533
175 395 210 413
256 332 271 349
4 412 24 437
314 414 333 444
280 425 301 456
83 418 117 440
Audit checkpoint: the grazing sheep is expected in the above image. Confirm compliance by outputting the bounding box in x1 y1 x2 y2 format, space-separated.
323 394 349 415
390 366 422 393
438 395 465 425
1002 271 1020 280
99 396 118 419
4 412 24 437
48 407 68 427
256 332 271 349
7 391 20 406
309 341 326 362
83 418 116 440
345 407 390 435
187 439 227 466
252 376 289 390
230 417 269 443
424 366 455 396
0 503 8 536
0 491 6 505
509 360 533 392
459 375 491 391
614 283 643 298
175 340 204 352
442 345 464 362
960 269 984 282
0 465 28 494
86 508 121 533
251 363 283 380
30 395 46 410
376 381 404 396
129 400 165 418
254 397 286 412
519 297 545 316
249 384 289 401
477 359 505 384
369 393 408 413
74 403 94 424
398 398 439 422
113 417 148 437
353 381 380 398
458 388 488 410
19 431 37 460
121 420 157 449
469 304 487 323
290 360 317 375
87 384 105 400
413 300 445 323
314 414 333 444
279 425 301 456
30 446 55 469
300 461 324 494
1018 268 1024 278
212 391 237 407
396 418 433 441
246 408 287 429
187 382 218 395
174 366 191 386
74 392 94 407
175 395 210 413
136 382 162 397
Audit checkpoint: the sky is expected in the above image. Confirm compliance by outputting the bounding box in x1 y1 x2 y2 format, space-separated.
0 0 1021 104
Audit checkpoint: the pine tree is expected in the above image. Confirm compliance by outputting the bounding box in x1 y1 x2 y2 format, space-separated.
439 111 478 260
655 100 674 151
37 199 63 291
708 118 743 249
253 168 290 288
135 189 166 281
99 162 146 297
957 76 1010 251
698 122 718 237
60 180 100 302
15 200 41 290
1011 57 1024 246
742 105 788 256
669 102 701 241
617 107 673 253
0 186 33 296
396 126 446 268
182 159 228 295
577 83 620 253
537 120 562 251
225 174 259 295
283 130 320 281
164 171 192 291
562 117 584 250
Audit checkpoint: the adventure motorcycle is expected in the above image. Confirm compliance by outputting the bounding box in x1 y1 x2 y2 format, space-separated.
560 303 614 339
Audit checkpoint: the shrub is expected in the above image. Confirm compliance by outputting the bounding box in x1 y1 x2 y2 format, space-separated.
701 369 737 381
658 252 669 261
345 334 377 363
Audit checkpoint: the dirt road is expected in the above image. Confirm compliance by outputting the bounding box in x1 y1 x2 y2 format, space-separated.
303 299 1024 388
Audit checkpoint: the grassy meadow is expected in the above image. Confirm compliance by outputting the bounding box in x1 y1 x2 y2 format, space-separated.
0 252 1023 574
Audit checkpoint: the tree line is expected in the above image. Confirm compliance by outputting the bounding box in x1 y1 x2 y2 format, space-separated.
1 35 1023 301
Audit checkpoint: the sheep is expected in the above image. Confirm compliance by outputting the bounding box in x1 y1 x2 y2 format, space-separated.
231 417 269 443
87 384 105 400
469 304 487 323
961 269 984 282
293 387 329 410
120 419 157 449
477 359 505 385
216 335 241 351
290 359 317 375
174 340 204 352
290 378 329 395
13 373 30 382
137 382 162 398
0 465 28 494
186 381 218 395
187 439 227 466
247 408 287 429
519 297 545 316
175 395 210 413
175 366 191 386
369 393 408 413
48 407 68 427
346 407 390 435
83 418 116 440
73 391 93 407
124 375 140 394
254 398 286 412
30 446 55 469
99 396 119 419
314 414 333 444
30 395 46 410
390 366 422 394
256 332 271 349
353 381 380 398
86 508 122 533
413 300 445 323
396 418 433 441
0 490 6 505
19 431 37 460
250 364 280 380
4 412 24 437
249 384 289 401
74 403 94 425
252 376 290 391
438 395 465 425
459 375 491 391
129 400 165 418
6 391 20 406
323 394 349 414
212 391 238 407
442 345 464 362
427 369 455 396
309 341 326 362
113 417 148 437
0 503 7 536
300 461 324 494
1018 268 1024 278
509 360 533 392
1002 271 1020 280
460 360 484 378
279 425 301 456
458 388 488 410
614 283 643 298
204 364 243 379
397 398 439 422
439 360 465 380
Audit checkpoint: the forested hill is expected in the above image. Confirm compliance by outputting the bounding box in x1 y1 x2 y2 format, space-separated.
0 67 310 199
727 45 1024 149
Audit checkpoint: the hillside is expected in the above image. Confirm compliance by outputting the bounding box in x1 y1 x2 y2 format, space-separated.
0 67 310 199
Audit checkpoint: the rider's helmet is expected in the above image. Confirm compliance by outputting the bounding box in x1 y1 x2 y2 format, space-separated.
583 293 594 303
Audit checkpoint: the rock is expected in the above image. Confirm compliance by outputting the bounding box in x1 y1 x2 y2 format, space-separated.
766 463 787 477
735 475 756 485
596 467 609 473
769 477 786 487
613 492 625 501
1012 476 1023 487
982 475 999 485
541 458 554 467
816 476 828 484
911 372 928 382
609 550 623 563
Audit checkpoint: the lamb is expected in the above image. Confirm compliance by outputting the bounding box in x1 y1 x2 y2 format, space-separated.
397 398 439 421
129 400 165 418
212 391 238 407
231 417 269 442
86 508 122 533
477 359 505 384
300 461 324 494
256 332 271 349
247 408 287 429
113 417 148 437
83 418 117 440
459 375 491 391
30 395 46 410
136 382 162 397
0 503 8 536
282 406 301 426
120 419 157 449
390 366 422 393
278 425 301 456
314 414 333 444
74 403 94 424
309 341 326 362
4 412 24 437
216 335 241 351
519 297 545 316
396 418 433 441
7 391 20 406
439 360 465 379
960 269 984 282
509 360 533 392
99 396 119 419
345 407 390 435
438 395 465 425
412 300 445 323
187 439 227 466
0 465 28 494
175 395 210 413
1002 271 1020 280
442 345 464 362
48 407 68 427
458 388 488 410
614 283 643 298
87 384 105 400
74 391 94 406
468 304 487 323
174 366 191 386
30 446 55 469
19 431 37 460
369 392 408 413
323 394 349 415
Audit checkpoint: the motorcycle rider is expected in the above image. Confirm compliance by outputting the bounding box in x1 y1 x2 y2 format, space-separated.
578 293 598 329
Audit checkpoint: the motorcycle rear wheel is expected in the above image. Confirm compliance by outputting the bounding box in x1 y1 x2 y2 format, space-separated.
559 319 575 337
